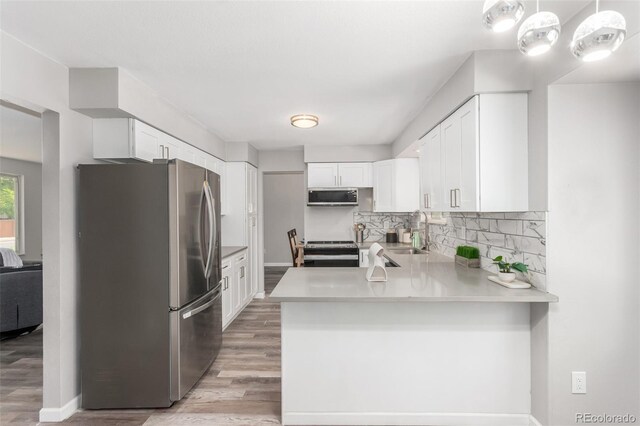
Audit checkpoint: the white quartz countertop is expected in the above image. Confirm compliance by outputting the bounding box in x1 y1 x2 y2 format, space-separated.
270 247 558 303
221 246 247 259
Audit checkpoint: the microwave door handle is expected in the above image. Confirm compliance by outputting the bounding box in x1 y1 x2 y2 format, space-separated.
204 180 216 279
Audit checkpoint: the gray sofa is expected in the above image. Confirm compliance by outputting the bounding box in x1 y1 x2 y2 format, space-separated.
0 262 43 339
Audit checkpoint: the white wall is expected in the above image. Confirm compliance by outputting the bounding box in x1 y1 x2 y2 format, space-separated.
263 173 305 264
226 141 259 167
1 31 96 419
257 149 305 292
546 83 640 425
304 144 392 163
0 157 43 261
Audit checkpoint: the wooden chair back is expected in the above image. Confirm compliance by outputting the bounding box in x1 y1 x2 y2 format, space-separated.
287 229 303 267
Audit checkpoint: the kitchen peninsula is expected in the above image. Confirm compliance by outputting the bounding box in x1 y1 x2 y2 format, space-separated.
270 248 558 426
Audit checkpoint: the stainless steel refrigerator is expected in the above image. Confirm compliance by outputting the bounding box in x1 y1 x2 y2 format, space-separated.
78 159 222 409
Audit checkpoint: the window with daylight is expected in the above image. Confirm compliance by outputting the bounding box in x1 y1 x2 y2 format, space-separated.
0 174 23 253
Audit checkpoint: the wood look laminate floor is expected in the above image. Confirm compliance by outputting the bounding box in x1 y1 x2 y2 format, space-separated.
0 267 289 426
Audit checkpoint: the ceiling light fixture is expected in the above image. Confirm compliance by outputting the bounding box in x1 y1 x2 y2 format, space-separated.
517 0 561 57
571 0 626 62
482 0 525 33
290 114 319 129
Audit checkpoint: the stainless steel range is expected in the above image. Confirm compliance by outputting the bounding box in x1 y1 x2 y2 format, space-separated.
304 241 359 267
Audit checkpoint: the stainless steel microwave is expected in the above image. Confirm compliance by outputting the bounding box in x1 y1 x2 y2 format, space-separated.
307 188 358 206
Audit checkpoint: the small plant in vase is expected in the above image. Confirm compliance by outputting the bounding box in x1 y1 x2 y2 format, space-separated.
492 256 528 283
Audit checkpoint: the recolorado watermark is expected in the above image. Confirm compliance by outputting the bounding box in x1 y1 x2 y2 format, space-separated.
576 413 637 424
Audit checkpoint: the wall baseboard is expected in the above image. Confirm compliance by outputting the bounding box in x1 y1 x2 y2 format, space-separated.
283 412 532 425
39 394 80 422
254 291 266 299
264 262 291 267
529 415 543 426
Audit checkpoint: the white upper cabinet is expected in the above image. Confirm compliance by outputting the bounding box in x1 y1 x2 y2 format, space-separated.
94 118 229 214
307 163 339 187
338 163 372 187
373 158 419 212
419 125 444 211
94 119 161 162
419 93 528 212
307 162 372 188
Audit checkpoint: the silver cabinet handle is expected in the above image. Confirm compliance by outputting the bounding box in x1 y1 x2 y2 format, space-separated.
424 193 428 208
240 266 245 279
339 176 342 186
159 144 165 158
455 189 461 208
450 189 454 208
165 146 170 158
334 175 337 186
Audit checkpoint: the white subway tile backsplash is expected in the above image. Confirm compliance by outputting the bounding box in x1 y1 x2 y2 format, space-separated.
429 211 547 289
523 220 546 238
489 219 522 235
465 218 491 231
476 231 507 246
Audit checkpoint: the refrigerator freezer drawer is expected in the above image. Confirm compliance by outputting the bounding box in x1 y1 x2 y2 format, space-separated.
170 288 222 401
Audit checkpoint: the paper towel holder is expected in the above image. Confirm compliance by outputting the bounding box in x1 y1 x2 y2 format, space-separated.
366 242 387 282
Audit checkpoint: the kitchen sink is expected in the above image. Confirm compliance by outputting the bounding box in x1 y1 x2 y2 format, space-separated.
387 248 428 255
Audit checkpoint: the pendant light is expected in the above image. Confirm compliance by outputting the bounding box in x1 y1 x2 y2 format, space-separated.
517 0 561 56
571 0 626 62
482 0 525 33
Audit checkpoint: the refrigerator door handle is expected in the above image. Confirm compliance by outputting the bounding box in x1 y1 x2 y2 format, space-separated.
203 179 216 279
182 296 216 320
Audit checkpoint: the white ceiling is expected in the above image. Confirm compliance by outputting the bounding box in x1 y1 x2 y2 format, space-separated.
1 1 589 150
0 105 42 163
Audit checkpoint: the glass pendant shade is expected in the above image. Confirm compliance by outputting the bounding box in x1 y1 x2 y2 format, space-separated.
517 11 561 56
571 10 626 62
482 0 525 32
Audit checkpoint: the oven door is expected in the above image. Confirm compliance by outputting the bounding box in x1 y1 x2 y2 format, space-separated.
304 254 359 267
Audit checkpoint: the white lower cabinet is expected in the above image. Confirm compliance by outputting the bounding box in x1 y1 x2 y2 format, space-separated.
221 260 234 327
222 248 254 330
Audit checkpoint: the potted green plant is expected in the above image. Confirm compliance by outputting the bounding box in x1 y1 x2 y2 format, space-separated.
492 256 528 283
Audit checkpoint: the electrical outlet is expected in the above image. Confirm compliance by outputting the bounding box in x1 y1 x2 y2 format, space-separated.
572 371 586 394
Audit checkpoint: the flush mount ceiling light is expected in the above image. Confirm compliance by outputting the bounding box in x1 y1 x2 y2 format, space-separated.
482 0 525 33
290 114 319 129
571 1 626 62
517 1 561 57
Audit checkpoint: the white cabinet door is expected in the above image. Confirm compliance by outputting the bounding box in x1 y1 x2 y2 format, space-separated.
219 161 228 216
160 133 182 160
441 109 461 212
420 125 444 211
338 163 372 187
235 252 248 307
132 120 162 162
221 260 234 329
308 163 338 187
373 160 394 212
458 96 479 211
